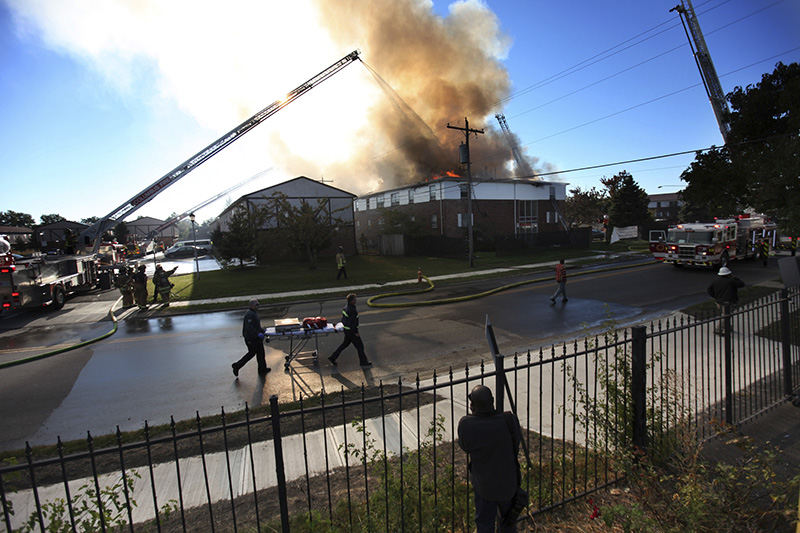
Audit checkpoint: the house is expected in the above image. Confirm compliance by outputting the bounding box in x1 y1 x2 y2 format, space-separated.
35 220 88 252
124 216 179 244
215 176 358 255
354 177 569 253
648 192 683 223
0 225 33 247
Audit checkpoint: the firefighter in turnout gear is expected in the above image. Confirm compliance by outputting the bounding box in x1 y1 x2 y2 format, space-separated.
328 293 371 367
336 246 347 280
133 264 148 310
152 264 178 305
114 266 135 308
758 239 769 267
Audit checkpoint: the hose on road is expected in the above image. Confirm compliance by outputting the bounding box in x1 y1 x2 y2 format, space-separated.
366 259 657 308
0 298 121 370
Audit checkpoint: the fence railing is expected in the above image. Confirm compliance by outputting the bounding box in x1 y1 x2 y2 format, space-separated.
1 287 798 532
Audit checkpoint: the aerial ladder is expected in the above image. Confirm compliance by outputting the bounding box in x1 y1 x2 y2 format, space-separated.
85 50 362 252
670 0 730 143
141 168 272 252
495 114 568 230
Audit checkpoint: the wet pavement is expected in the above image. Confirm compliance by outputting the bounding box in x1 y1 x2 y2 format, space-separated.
0 256 785 450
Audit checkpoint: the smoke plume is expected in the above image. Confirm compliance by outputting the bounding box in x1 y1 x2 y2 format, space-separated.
314 0 545 188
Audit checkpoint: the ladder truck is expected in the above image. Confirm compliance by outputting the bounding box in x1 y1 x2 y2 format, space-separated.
82 50 362 251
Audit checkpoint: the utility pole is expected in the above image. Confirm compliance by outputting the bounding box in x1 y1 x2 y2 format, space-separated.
671 0 730 143
447 117 484 267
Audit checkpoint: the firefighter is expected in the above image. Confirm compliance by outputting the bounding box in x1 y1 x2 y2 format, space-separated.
708 266 745 335
152 264 178 305
133 264 148 310
114 266 135 307
328 293 371 367
336 246 347 280
758 239 769 267
791 237 797 257
232 299 270 377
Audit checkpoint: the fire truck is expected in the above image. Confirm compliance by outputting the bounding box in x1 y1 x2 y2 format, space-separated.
660 214 777 267
0 236 100 312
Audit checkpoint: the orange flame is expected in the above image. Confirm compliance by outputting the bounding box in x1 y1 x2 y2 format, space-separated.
445 170 461 178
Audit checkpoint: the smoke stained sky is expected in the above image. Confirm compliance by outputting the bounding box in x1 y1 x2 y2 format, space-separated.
1 0 797 221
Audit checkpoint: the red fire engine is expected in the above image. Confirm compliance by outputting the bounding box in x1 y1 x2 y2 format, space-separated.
660 214 777 267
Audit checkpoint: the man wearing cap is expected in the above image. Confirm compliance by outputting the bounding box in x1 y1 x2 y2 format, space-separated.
232 299 270 377
708 266 745 335
458 385 522 532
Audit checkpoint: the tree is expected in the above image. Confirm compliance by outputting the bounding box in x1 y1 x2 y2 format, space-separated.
679 147 742 219
0 210 35 227
114 222 130 243
680 62 800 233
607 171 651 229
270 192 345 269
213 205 258 267
379 209 425 236
564 186 608 226
81 216 100 224
40 213 65 225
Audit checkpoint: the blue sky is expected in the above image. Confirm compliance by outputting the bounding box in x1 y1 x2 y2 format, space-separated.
1 0 798 225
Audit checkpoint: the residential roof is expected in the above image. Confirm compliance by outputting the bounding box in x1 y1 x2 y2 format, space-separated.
358 177 569 198
218 176 357 218
0 225 33 234
126 216 168 226
36 220 88 230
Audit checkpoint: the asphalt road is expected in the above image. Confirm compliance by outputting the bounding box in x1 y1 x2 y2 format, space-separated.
0 257 782 450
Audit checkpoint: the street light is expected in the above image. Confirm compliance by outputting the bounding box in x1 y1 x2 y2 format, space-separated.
190 213 198 276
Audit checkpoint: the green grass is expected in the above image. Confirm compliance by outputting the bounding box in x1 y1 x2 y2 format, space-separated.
680 285 779 317
163 244 648 303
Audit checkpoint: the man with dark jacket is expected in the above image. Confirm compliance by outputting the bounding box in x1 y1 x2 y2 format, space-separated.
232 299 270 377
458 385 522 532
133 264 148 310
708 266 745 335
328 293 371 367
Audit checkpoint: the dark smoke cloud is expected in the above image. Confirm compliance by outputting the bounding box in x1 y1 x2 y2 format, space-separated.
314 0 547 188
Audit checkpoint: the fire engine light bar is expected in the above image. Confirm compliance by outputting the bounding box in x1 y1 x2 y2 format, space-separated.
12 292 19 297
0 268 9 273
2 303 10 308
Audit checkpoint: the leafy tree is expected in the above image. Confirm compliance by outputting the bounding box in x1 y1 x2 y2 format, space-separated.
678 147 740 219
0 210 36 227
40 213 65 225
114 221 130 243
680 62 800 233
269 192 346 269
564 186 608 226
213 205 258 267
80 216 100 224
607 171 651 229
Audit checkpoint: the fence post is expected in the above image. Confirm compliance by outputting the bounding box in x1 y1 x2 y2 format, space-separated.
780 289 793 397
723 303 733 425
270 394 290 533
631 326 647 451
485 315 505 412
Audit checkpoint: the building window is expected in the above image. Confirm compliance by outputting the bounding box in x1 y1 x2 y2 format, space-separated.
431 214 438 229
408 189 415 204
391 192 399 206
459 183 468 200
376 196 385 208
516 200 538 234
457 213 473 228
549 186 556 200
430 184 438 201
546 211 551 224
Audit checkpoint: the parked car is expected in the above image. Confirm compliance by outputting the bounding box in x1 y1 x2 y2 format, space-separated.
164 244 205 259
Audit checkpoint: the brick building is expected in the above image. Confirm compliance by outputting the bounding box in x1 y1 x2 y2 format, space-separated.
647 192 683 224
354 178 568 253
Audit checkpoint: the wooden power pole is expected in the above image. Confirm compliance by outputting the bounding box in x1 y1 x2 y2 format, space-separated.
447 117 484 267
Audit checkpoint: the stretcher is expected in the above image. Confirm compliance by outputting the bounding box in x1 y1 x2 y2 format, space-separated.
265 322 345 369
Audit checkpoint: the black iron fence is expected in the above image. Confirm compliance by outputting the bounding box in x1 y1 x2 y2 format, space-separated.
1 288 798 532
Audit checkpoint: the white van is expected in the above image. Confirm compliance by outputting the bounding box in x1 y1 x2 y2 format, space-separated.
173 239 213 251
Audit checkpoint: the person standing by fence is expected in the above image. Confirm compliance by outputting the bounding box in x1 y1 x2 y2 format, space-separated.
707 266 745 335
232 299 270 377
458 384 522 533
550 258 568 304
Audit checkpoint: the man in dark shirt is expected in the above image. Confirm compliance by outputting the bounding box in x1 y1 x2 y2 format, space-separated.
232 299 270 377
708 266 745 335
458 385 522 532
328 293 371 367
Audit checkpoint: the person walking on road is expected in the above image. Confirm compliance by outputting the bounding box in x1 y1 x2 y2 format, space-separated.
329 293 371 367
458 385 523 533
550 258 568 304
336 246 348 280
232 299 270 377
133 264 148 310
152 264 178 305
707 266 745 335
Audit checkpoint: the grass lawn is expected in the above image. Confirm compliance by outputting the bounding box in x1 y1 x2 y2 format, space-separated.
163 242 650 302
